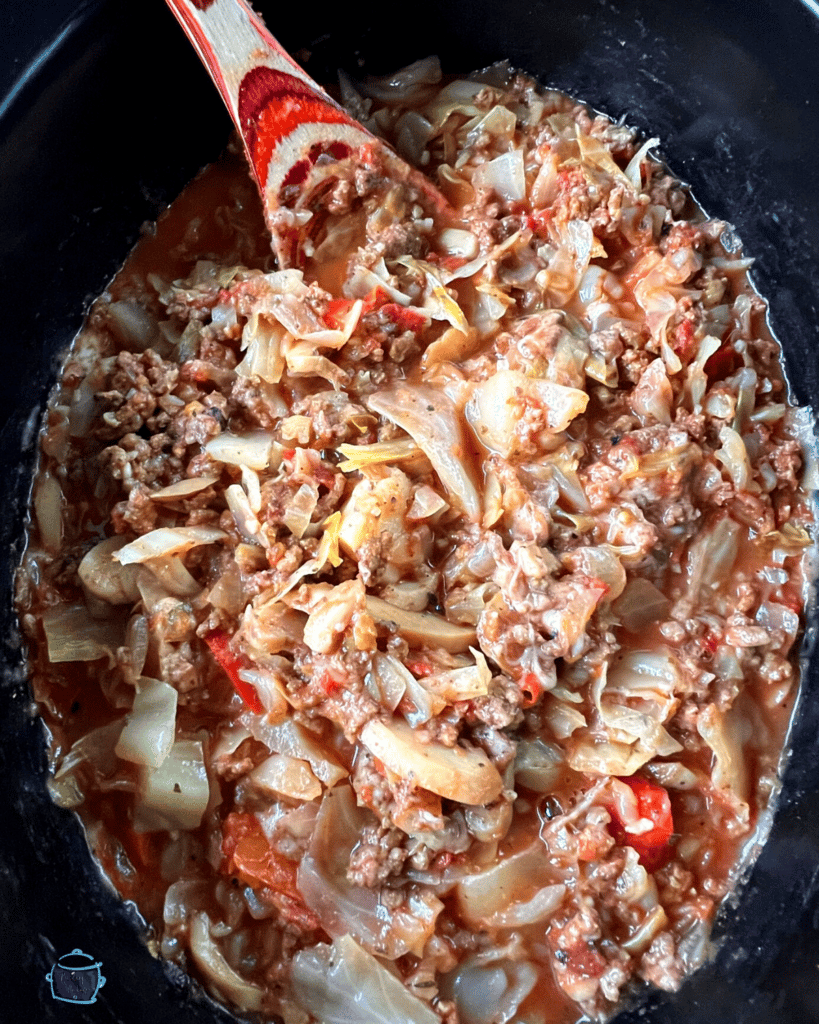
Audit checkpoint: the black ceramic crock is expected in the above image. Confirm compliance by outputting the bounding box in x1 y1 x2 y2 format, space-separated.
2 1 819 1021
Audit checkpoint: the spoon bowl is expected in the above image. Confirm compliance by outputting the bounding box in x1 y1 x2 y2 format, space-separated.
164 0 448 266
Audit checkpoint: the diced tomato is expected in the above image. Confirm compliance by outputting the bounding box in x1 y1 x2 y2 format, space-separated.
575 831 607 862
204 630 264 715
405 658 433 677
321 285 390 330
520 672 542 708
526 210 552 235
433 850 465 870
315 669 343 696
362 285 390 313
221 813 320 931
323 297 355 331
702 631 721 654
282 448 296 462
607 776 674 872
704 342 740 382
672 318 696 361
380 303 428 334
436 254 471 275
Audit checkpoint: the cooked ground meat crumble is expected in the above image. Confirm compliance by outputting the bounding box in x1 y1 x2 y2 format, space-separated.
16 60 815 1024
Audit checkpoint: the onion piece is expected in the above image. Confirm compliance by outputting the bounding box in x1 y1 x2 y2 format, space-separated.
143 555 202 598
41 603 121 664
360 718 503 806
514 738 563 793
366 596 477 653
612 578 671 631
148 476 219 500
115 677 178 769
472 149 526 202
282 483 319 540
358 56 443 103
422 649 491 702
78 536 141 604
368 652 409 711
113 526 226 565
241 714 348 788
366 384 481 520
336 436 422 471
133 739 210 833
455 840 560 926
444 956 538 1024
480 882 566 929
291 934 440 1024
189 913 263 1012
33 471 63 553
466 370 588 458
247 752 322 801
624 136 660 190
204 431 281 471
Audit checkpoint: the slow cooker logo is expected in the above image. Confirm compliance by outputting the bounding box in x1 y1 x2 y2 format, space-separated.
45 948 106 1004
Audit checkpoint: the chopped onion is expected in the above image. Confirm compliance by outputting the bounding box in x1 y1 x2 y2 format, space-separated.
115 677 178 769
472 150 526 202
204 431 281 471
360 717 503 806
337 436 422 471
366 596 477 653
369 652 410 711
189 913 263 1012
697 703 750 823
443 956 537 1024
437 228 479 259
291 934 440 1024
422 649 492 702
236 312 286 383
113 526 226 565
33 471 63 553
41 603 121 664
466 370 588 458
247 752 322 801
148 476 219 500
143 555 201 598
282 482 319 539
241 714 347 788
612 578 671 632
456 840 559 926
54 718 125 785
367 384 480 520
79 536 141 604
358 56 442 104
514 738 563 792
133 739 210 833
226 483 263 543
624 136 660 190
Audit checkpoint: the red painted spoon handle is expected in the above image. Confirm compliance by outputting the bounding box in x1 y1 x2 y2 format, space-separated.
165 0 444 265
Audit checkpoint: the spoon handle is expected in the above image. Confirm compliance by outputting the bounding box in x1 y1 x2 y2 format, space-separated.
165 0 374 255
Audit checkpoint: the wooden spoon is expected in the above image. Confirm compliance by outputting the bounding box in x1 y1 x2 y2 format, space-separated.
164 0 447 267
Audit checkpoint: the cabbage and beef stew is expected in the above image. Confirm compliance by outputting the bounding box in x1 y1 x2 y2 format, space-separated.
16 63 814 1024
